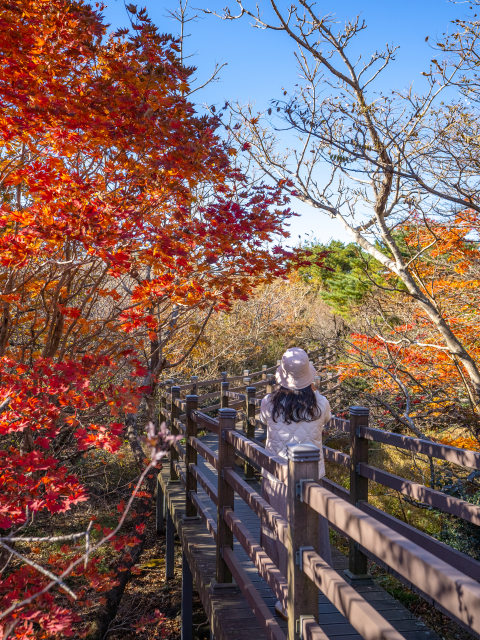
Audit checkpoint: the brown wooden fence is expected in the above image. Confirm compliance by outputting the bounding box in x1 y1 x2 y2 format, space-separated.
157 352 480 640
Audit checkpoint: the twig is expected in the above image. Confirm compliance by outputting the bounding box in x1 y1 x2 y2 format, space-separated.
0 541 77 599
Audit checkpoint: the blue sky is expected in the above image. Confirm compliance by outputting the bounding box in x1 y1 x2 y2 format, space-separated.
101 0 462 244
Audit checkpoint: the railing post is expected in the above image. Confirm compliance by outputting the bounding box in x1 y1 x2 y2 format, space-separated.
191 375 198 395
166 508 175 579
181 550 193 640
262 364 268 381
221 381 229 409
287 443 320 640
215 407 236 587
346 405 371 581
162 379 173 425
170 386 180 482
185 394 199 518
156 475 164 534
244 386 256 480
242 376 251 432
266 373 275 395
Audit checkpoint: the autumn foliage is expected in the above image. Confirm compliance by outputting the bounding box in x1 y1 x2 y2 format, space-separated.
0 1 300 636
333 213 480 451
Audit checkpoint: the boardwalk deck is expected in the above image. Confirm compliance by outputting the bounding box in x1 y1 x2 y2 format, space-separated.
158 430 440 640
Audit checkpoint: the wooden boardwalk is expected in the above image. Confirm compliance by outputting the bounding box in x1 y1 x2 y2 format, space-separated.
159 430 440 640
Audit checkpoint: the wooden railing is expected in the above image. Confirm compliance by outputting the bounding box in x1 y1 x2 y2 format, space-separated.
158 356 480 640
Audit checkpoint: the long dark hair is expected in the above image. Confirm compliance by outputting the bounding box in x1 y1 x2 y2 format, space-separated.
271 386 321 424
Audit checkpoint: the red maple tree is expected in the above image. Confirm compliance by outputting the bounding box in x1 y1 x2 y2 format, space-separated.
0 1 305 636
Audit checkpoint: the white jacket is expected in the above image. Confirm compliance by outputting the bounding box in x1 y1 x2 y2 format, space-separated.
260 391 331 481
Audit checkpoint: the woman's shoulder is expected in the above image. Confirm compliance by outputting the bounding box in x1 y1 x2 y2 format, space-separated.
314 390 329 405
260 393 274 419
314 391 332 422
261 393 273 406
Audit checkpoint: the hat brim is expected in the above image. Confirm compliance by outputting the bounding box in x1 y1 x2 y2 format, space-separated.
275 362 316 390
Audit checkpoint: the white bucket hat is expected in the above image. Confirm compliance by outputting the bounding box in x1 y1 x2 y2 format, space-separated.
275 347 317 390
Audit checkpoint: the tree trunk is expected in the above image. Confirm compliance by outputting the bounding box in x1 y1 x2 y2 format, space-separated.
86 421 157 639
85 472 156 640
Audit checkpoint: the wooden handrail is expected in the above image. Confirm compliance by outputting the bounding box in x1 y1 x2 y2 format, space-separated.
224 390 246 401
173 441 186 460
188 436 219 470
359 500 480 583
360 426 480 469
192 410 220 435
173 460 186 487
326 416 350 432
323 446 350 467
222 506 288 609
173 418 186 434
189 463 218 505
159 365 277 391
320 476 480 583
299 547 405 640
225 430 288 482
188 490 217 541
359 463 480 525
300 480 480 634
224 468 288 546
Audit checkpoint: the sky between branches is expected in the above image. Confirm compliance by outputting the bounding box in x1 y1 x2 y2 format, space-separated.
102 0 461 244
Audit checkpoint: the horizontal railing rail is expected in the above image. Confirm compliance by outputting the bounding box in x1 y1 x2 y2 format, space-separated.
188 436 219 470
225 429 288 482
222 545 287 640
298 546 405 640
190 463 218 504
359 463 480 525
223 506 288 609
224 468 288 546
192 410 221 435
361 426 480 469
189 490 217 540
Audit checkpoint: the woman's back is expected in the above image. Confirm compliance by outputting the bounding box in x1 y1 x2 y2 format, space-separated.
260 390 331 478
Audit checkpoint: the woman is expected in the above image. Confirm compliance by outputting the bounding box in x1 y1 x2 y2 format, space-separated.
259 347 332 620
